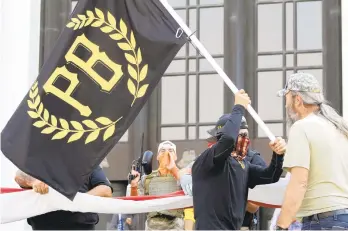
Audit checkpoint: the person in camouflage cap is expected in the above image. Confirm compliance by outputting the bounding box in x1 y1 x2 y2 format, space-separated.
277 72 322 127
277 72 321 96
275 72 348 230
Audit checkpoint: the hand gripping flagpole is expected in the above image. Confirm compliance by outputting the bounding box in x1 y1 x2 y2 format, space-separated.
160 0 276 142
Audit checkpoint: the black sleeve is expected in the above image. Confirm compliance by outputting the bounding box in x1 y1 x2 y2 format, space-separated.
250 152 267 168
193 104 244 172
89 166 114 192
247 153 284 189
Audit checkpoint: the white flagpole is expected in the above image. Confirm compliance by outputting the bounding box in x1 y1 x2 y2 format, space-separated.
160 0 276 142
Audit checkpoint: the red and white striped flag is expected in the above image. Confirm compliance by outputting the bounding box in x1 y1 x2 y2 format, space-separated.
0 177 288 224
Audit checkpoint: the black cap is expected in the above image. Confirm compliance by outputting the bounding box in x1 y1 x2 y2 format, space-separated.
207 115 248 137
240 116 248 130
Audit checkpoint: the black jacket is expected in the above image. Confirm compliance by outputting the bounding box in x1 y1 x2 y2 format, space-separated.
242 150 267 228
192 105 283 230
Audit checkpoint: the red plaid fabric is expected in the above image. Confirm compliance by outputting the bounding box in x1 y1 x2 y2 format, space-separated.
231 134 250 161
207 134 250 161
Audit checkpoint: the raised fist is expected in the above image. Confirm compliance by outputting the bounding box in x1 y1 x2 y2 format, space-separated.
269 137 287 155
235 89 251 108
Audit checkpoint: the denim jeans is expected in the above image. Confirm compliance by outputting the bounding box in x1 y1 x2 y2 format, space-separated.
301 211 348 230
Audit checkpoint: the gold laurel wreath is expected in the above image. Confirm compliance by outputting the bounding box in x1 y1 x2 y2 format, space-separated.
27 81 123 144
26 9 150 144
66 8 149 106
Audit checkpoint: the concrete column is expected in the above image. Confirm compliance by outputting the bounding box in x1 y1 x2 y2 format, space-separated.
322 0 342 114
0 0 41 230
223 0 247 112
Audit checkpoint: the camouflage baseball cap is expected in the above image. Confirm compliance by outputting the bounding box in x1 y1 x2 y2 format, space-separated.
277 72 321 97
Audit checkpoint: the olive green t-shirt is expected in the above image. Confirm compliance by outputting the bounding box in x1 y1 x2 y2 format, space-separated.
284 113 348 218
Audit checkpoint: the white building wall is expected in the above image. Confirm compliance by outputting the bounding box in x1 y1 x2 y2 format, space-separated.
0 0 41 229
342 0 348 120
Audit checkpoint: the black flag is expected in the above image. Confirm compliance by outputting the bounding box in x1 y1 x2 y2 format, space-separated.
1 0 186 199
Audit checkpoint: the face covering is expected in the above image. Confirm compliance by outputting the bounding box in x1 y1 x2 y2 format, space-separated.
158 151 170 167
208 133 250 161
231 133 250 161
157 150 176 175
157 141 177 175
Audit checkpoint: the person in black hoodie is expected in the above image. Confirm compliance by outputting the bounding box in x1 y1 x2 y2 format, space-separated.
192 89 286 230
14 166 113 230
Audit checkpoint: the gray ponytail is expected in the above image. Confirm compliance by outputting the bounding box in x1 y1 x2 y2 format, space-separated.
293 91 348 138
319 103 348 138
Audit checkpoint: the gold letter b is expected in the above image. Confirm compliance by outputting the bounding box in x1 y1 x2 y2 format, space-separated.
65 34 123 92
